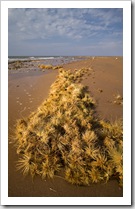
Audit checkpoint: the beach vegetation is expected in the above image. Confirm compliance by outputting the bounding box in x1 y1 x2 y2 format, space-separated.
15 67 123 186
113 93 123 105
38 64 63 71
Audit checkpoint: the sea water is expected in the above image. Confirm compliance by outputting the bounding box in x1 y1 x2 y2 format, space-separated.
8 56 86 63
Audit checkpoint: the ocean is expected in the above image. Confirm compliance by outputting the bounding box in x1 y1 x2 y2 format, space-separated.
8 56 85 63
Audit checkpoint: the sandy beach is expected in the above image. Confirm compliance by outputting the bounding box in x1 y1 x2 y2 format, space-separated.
8 56 123 197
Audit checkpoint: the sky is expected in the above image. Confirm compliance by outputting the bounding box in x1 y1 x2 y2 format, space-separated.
8 8 123 56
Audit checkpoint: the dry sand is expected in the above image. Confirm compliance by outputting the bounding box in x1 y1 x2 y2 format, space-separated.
8 57 123 197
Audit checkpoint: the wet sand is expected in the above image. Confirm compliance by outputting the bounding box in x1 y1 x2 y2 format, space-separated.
8 56 123 197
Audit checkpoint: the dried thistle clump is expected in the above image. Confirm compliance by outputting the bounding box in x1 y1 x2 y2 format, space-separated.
38 64 53 70
113 94 123 105
15 68 123 186
38 64 63 71
100 120 123 186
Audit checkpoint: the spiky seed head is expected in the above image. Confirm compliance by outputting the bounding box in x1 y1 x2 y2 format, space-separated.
16 153 34 176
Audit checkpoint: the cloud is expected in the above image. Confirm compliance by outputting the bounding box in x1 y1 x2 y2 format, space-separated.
8 8 122 40
8 8 123 56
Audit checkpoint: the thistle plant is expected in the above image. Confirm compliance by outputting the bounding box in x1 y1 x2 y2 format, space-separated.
15 67 123 186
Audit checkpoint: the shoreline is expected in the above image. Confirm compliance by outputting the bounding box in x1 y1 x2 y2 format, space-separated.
8 56 123 197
